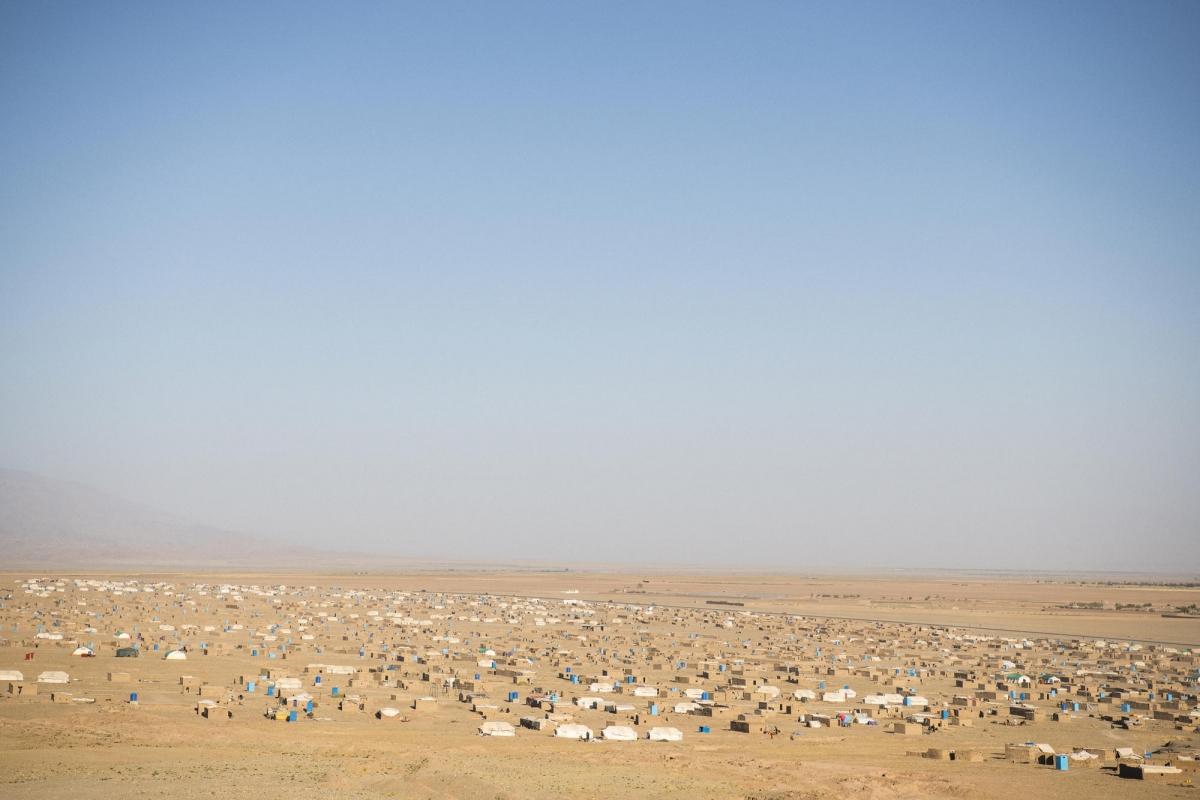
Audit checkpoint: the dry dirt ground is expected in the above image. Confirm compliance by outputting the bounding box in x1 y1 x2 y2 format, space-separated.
2 701 1195 800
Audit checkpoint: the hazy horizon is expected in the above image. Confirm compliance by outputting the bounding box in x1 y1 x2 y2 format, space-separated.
2 2 1198 572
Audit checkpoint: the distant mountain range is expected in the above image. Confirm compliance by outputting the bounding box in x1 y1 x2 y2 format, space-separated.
0 468 336 569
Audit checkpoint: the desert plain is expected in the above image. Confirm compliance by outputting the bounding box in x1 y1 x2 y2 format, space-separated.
2 569 1198 800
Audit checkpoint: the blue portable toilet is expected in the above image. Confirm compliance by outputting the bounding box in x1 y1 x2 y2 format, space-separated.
267 685 276 697
287 710 298 722
153 643 159 651
315 675 322 685
649 704 659 716
332 687 339 696
903 696 912 706
129 692 138 703
698 725 711 733
626 675 635 684
718 664 726 673
941 709 949 719
818 681 825 690
475 674 481 681
1072 702 1079 712
570 675 579 684
1121 703 1131 713
565 667 572 673
251 649 258 657
246 681 256 692
508 691 519 702
1054 755 1068 771
701 691 711 701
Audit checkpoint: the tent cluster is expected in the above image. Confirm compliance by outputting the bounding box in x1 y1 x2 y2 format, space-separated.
2 575 1197 768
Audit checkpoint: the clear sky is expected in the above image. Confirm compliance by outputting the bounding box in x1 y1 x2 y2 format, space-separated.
2 1 1198 571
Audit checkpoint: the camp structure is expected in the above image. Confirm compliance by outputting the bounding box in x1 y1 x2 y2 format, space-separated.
647 726 684 742
37 671 69 684
601 725 638 741
554 723 594 740
478 720 516 737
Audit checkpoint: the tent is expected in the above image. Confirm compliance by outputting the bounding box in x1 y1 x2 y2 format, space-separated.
165 650 188 660
648 726 683 742
37 671 69 683
601 725 638 741
0 670 23 681
554 724 593 740
478 721 516 737
72 646 95 657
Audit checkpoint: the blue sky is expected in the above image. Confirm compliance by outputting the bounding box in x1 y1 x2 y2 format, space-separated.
2 1 1198 569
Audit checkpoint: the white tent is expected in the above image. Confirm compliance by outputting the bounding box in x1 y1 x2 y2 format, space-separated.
72 646 94 656
554 724 593 740
38 671 69 683
754 685 781 698
0 670 24 682
632 686 658 697
601 725 638 741
793 689 816 700
165 650 188 660
673 702 699 713
378 707 402 718
648 726 683 742
479 720 516 737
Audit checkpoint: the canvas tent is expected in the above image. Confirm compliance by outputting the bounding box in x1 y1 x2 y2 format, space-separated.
478 720 516 737
648 726 683 742
554 724 593 740
601 725 638 741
